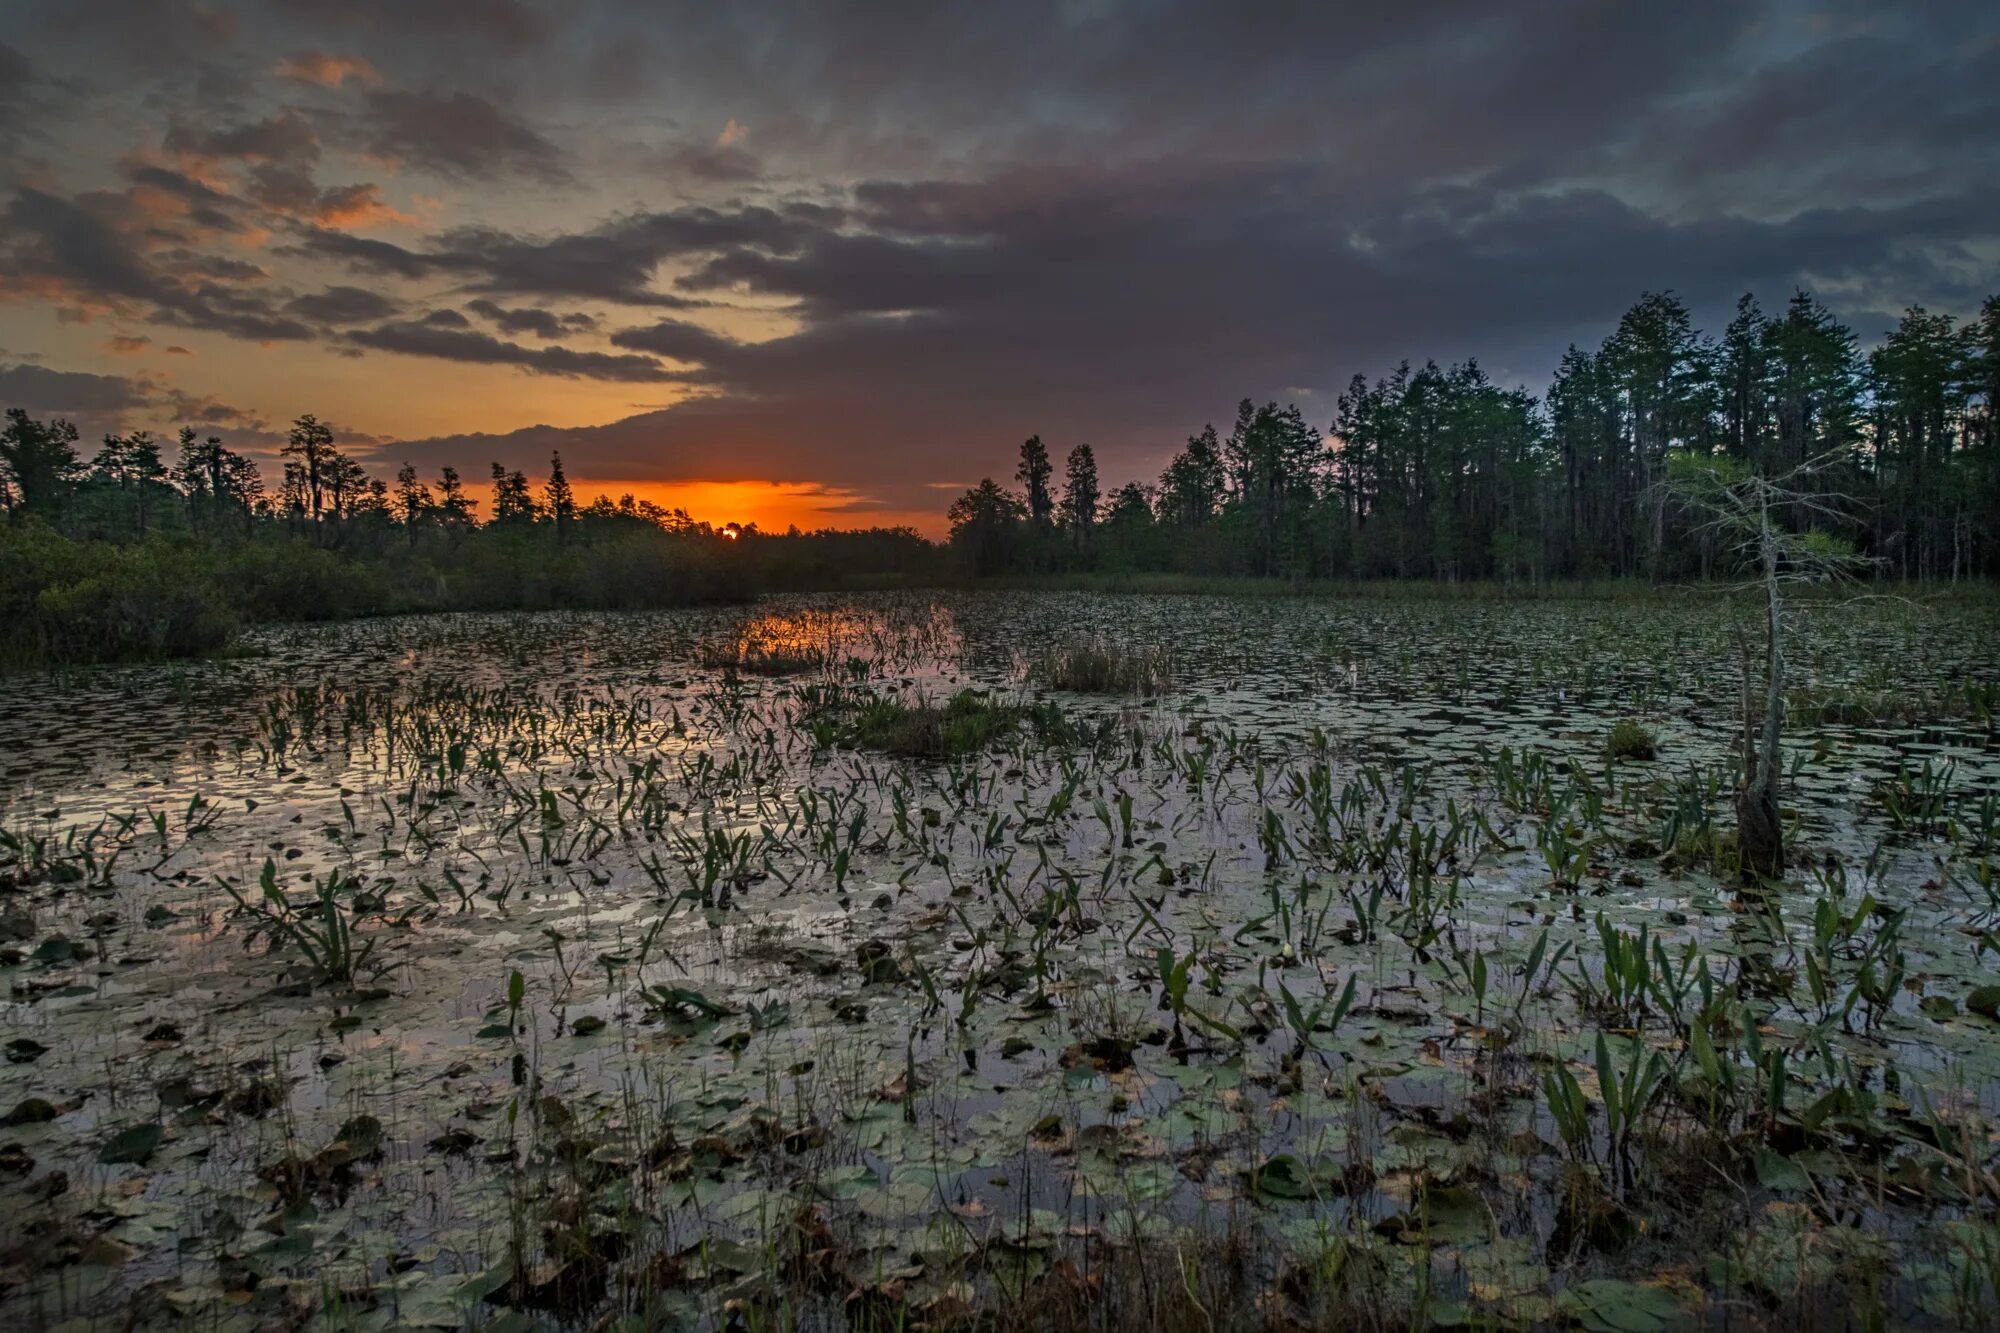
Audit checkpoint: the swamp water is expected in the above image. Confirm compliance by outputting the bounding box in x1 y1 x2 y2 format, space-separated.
1 591 1998 1330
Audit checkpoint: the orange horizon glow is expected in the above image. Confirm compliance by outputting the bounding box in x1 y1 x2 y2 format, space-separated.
466 478 949 539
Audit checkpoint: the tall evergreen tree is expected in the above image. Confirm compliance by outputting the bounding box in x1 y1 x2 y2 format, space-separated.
1060 443 1100 553
0 408 81 517
1016 436 1054 528
546 452 576 545
283 414 336 522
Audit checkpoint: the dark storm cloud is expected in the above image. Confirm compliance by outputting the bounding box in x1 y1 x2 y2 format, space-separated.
285 284 400 324
163 107 319 165
1614 25 2000 212
1 1 1996 513
384 162 2000 507
0 362 149 413
121 163 243 216
660 141 762 185
293 204 824 306
285 227 435 280
347 319 684 382
287 0 551 53
0 361 266 442
0 188 314 341
357 89 567 183
607 318 738 365
465 299 597 339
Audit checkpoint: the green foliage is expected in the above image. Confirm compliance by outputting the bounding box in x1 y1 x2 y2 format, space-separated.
1605 719 1658 760
0 510 748 670
222 858 376 985
0 524 237 665
841 689 1029 758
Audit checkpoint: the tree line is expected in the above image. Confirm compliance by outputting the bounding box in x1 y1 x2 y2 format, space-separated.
0 411 783 665
946 289 2000 582
0 409 723 546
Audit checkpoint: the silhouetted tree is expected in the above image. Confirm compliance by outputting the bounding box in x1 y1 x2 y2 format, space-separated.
89 430 169 532
436 466 477 538
545 452 575 545
0 409 81 518
1016 436 1054 528
1060 443 1099 553
947 477 1026 575
394 463 433 545
283 414 336 522
490 462 537 524
1869 305 1970 578
1159 424 1224 528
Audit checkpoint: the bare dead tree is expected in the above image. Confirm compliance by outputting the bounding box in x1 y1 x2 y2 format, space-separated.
1664 451 1872 881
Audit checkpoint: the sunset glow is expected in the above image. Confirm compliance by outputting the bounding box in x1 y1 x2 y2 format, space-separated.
0 5 1993 533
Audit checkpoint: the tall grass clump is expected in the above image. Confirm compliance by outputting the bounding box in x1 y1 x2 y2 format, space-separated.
698 640 828 676
1027 636 1173 695
1605 719 1658 760
804 687 1083 758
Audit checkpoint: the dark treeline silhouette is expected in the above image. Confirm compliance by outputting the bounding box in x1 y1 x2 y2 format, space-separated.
947 289 2000 583
7 285 1998 664
0 402 947 664
0 413 758 664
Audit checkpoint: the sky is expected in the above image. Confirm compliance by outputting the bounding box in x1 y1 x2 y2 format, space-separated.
1 2 1996 535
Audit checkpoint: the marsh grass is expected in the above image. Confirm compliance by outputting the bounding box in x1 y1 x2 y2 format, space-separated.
699 640 831 676
221 857 376 984
1789 679 1999 725
843 688 1033 757
1026 636 1174 695
2 592 1998 1331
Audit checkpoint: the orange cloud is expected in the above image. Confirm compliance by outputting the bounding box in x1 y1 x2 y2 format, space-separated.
274 52 380 88
102 334 153 355
307 182 417 229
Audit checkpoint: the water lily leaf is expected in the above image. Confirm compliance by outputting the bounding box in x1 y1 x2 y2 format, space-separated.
1754 1148 1810 1193
1558 1278 1686 1333
100 1122 164 1165
1248 1153 1313 1200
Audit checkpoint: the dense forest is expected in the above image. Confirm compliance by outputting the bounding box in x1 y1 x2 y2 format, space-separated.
5 285 1997 665
948 289 2000 582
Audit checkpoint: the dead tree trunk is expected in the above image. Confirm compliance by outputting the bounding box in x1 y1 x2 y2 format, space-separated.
1737 502 1785 880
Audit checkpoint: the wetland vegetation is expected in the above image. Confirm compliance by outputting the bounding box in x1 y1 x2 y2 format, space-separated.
3 286 2000 1331
1 590 1997 1331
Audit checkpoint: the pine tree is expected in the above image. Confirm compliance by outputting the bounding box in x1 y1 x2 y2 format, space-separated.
0 409 82 517
1060 443 1099 554
283 414 337 522
545 452 576 545
1016 436 1054 528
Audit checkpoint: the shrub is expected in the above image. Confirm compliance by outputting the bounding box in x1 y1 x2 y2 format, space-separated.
0 525 236 666
1605 719 1658 760
213 540 390 621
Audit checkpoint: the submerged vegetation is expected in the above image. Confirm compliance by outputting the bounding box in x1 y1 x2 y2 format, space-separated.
0 592 1995 1330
